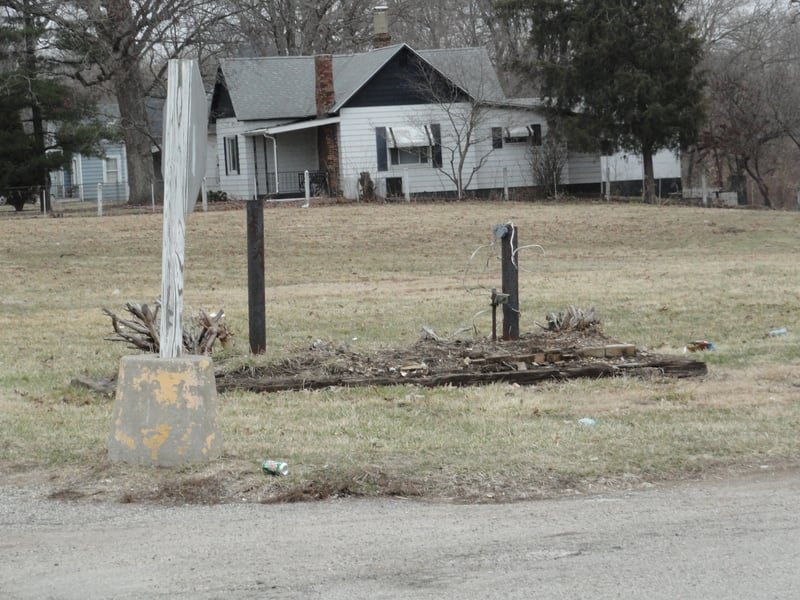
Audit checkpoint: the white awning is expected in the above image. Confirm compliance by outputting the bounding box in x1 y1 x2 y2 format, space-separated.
388 126 431 148
505 125 531 138
244 116 341 136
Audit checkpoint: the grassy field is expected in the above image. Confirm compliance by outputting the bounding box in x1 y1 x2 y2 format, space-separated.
1 199 799 504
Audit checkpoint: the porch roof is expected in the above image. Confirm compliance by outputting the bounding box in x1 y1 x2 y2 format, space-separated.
243 116 341 136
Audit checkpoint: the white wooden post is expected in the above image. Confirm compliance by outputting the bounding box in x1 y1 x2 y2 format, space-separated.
97 183 103 216
303 169 311 208
403 168 410 202
41 189 47 216
503 167 509 200
159 59 208 359
201 177 208 212
151 182 155 212
702 173 708 207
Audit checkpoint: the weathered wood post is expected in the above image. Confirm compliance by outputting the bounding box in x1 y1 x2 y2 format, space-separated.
500 224 519 340
109 59 221 466
247 198 266 353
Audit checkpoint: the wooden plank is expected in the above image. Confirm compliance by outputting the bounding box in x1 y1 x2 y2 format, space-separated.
216 356 708 394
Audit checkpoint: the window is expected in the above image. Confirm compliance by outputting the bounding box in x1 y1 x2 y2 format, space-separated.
503 124 542 146
390 147 429 165
104 156 120 184
378 124 441 169
386 177 403 197
387 126 431 166
224 135 240 175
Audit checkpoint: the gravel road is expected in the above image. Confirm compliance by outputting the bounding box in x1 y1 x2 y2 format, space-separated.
2 468 799 599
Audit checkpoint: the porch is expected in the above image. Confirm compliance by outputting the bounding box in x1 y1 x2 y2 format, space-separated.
244 116 340 200
257 170 330 199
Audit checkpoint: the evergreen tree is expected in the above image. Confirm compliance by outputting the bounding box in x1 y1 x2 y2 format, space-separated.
0 3 113 212
501 0 705 202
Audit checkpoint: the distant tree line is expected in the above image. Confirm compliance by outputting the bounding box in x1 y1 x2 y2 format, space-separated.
0 0 798 209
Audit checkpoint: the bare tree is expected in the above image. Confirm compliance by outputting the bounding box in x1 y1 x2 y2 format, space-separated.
528 125 567 198
406 51 504 199
8 0 233 205
694 0 800 207
224 0 377 56
387 0 530 93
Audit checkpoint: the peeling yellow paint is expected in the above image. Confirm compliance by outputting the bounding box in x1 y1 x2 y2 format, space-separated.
130 365 206 408
141 424 172 461
202 432 216 456
114 429 137 450
177 424 194 457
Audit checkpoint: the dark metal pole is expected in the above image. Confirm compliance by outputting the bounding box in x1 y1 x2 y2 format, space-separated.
501 225 519 341
246 198 266 353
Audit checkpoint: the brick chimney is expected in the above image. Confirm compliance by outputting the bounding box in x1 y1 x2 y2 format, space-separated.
315 54 334 117
372 6 391 48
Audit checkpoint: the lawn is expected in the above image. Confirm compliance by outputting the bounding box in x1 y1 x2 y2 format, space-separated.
1 199 798 503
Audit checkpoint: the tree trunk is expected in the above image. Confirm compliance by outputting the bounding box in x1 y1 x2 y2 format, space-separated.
102 0 160 206
22 6 51 213
113 68 159 205
642 144 656 203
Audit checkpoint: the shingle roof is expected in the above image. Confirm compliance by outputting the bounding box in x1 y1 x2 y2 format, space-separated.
219 56 317 120
218 43 507 122
417 47 506 103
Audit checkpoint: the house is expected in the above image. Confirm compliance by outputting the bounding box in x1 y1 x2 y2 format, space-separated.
208 41 554 201
209 38 683 201
50 140 129 202
49 98 166 204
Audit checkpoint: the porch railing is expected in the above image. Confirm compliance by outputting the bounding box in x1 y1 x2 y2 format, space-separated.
264 170 329 197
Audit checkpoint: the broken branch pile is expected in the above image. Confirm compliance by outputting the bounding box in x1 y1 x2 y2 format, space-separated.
544 305 600 331
103 302 232 355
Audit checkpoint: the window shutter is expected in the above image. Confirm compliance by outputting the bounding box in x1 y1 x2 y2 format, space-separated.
491 127 503 149
430 123 442 168
529 124 542 146
376 127 388 172
223 137 229 175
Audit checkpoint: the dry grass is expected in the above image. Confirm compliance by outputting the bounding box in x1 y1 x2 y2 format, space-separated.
1 199 799 504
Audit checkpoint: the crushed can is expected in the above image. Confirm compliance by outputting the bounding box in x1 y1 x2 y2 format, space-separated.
685 340 714 352
262 460 289 476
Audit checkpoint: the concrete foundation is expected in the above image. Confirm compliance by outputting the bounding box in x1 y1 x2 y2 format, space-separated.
109 354 222 466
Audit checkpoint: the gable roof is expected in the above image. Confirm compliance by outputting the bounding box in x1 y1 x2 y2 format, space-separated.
216 43 507 122
417 47 506 104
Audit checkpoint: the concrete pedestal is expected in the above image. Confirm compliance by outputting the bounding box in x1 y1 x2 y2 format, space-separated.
109 355 222 466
